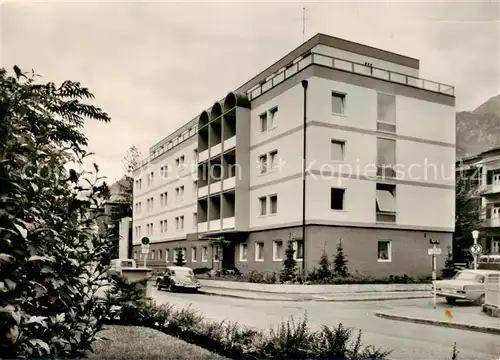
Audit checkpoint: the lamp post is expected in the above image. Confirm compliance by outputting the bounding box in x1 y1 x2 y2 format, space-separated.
472 230 479 270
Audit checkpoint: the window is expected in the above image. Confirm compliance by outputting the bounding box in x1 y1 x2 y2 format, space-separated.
180 186 184 200
150 223 154 235
270 195 278 214
160 193 164 206
255 242 264 261
239 244 248 261
213 245 220 262
175 187 180 201
138 225 141 237
269 150 278 170
331 140 345 162
273 240 283 261
163 220 167 233
193 181 198 197
377 138 396 178
294 240 304 260
150 197 154 210
175 217 179 230
165 249 170 263
151 250 155 260
260 112 268 132
149 172 154 185
160 220 164 233
331 92 346 114
259 196 267 216
191 247 197 262
269 107 278 128
193 149 198 163
202 246 208 262
180 155 185 165
158 250 163 260
331 188 345 210
259 155 267 174
160 165 168 178
377 93 396 132
376 183 396 222
180 215 184 230
378 240 391 262
193 212 197 228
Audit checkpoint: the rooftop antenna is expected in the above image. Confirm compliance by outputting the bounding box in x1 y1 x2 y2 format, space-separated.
302 6 307 43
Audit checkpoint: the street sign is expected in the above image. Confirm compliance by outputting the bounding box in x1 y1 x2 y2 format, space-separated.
429 238 440 245
428 247 442 256
141 237 150 245
141 243 150 254
469 243 483 256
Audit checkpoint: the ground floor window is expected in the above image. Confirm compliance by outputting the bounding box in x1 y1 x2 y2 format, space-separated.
191 247 197 262
213 245 221 262
255 242 264 262
165 249 170 263
273 240 283 261
377 240 391 262
492 239 500 253
239 243 248 261
202 246 208 262
293 240 304 260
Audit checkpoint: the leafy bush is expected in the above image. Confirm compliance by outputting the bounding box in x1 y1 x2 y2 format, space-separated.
0 67 114 357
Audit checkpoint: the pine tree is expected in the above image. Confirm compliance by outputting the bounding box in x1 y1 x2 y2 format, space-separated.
281 240 297 283
175 249 185 266
317 245 333 280
334 239 348 277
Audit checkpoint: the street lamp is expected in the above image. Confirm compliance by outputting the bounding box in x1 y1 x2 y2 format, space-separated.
471 230 479 270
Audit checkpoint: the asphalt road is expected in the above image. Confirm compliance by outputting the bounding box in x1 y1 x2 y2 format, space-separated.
151 287 500 360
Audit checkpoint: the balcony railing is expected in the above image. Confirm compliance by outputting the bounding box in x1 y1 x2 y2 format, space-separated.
247 53 455 101
483 183 500 195
485 218 500 228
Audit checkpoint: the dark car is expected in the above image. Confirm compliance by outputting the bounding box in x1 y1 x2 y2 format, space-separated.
156 266 200 292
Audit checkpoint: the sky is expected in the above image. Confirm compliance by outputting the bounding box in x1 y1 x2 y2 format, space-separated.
2 0 499 183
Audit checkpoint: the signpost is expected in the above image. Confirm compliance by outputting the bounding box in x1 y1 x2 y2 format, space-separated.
141 237 150 268
428 238 441 309
471 230 480 270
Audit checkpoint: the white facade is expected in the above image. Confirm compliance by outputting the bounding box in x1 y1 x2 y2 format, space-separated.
133 33 456 249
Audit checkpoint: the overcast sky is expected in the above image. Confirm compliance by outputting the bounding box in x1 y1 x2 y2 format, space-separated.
2 0 499 182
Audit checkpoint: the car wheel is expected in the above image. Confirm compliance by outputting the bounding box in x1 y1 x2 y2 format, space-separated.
474 294 485 306
445 297 457 305
167 283 174 292
156 281 161 290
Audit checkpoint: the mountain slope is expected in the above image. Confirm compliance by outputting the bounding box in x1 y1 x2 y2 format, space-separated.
456 94 500 159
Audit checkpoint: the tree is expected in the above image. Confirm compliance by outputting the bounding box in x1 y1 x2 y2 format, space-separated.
454 172 483 263
281 240 297 283
175 249 185 266
317 244 333 280
0 66 114 357
120 145 141 210
334 239 349 277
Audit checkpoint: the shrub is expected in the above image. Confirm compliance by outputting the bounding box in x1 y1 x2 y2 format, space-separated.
0 67 114 358
334 238 349 277
175 249 185 266
280 240 298 283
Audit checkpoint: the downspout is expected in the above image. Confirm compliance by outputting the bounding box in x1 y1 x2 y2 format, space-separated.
301 79 308 274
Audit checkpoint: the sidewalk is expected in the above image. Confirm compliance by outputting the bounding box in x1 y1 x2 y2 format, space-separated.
375 306 500 335
199 286 432 302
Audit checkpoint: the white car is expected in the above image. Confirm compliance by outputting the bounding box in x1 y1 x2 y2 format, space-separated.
108 258 136 277
433 269 500 305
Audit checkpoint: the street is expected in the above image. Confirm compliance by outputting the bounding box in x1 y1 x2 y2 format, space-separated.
151 287 500 360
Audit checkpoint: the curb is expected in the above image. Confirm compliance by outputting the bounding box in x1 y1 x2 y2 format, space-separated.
199 290 432 302
374 312 500 335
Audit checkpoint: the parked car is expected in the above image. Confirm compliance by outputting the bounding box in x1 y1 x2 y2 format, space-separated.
156 266 201 292
108 258 136 277
433 269 500 305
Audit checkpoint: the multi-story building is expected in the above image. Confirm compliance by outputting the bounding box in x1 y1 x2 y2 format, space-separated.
132 33 456 277
457 146 500 255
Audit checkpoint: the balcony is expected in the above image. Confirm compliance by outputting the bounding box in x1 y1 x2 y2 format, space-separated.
198 222 208 233
209 180 222 194
485 218 500 228
222 217 235 229
223 136 236 152
209 219 221 231
198 185 208 198
483 183 500 195
199 149 209 163
247 53 454 101
222 176 236 191
211 143 222 157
